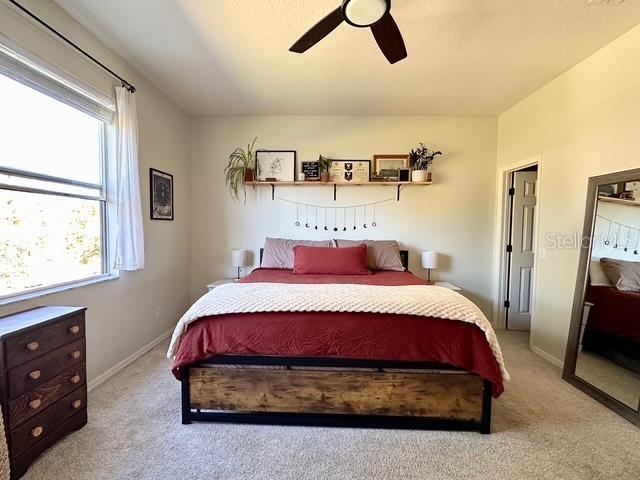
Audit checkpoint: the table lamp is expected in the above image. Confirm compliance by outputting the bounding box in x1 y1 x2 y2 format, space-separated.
231 248 248 280
421 251 439 284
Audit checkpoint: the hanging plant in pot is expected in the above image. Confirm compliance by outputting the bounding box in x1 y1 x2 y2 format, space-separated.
317 154 332 182
225 137 258 203
409 143 442 183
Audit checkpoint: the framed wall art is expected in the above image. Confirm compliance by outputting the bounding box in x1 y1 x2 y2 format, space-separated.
329 160 371 183
373 154 410 174
255 150 296 182
150 168 174 220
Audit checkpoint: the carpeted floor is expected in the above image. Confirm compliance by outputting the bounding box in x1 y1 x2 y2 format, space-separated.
23 331 640 480
576 350 640 409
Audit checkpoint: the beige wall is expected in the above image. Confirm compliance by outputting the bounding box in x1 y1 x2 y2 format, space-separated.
497 25 640 363
0 1 191 382
190 115 498 316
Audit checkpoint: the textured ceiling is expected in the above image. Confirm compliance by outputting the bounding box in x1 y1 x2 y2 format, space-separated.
54 0 640 115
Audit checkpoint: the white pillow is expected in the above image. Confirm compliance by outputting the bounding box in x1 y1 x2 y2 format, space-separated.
589 259 613 287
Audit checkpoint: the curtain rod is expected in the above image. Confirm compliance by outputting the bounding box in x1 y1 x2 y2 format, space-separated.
8 0 136 92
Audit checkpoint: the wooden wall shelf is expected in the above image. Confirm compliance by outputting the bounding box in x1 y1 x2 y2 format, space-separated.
250 181 432 201
599 196 640 208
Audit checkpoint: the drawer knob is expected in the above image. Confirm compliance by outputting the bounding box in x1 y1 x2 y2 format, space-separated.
26 341 39 351
72 399 82 409
68 325 80 334
28 398 42 410
28 370 41 380
70 350 81 359
31 426 43 438
70 374 81 384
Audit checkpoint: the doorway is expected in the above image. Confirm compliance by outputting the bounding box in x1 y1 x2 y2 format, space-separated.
496 163 539 332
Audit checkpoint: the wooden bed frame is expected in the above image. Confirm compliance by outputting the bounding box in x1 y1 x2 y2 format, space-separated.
179 250 493 433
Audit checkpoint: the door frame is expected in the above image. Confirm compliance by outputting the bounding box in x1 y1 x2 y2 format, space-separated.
491 155 542 333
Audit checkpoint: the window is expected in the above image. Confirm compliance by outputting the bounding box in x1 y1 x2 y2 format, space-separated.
0 73 109 299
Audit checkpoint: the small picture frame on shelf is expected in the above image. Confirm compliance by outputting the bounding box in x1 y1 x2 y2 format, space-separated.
256 150 296 182
150 168 173 220
373 154 409 174
329 160 370 183
301 161 320 181
398 168 411 182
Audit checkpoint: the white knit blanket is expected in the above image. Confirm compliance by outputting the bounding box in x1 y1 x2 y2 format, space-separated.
167 282 509 382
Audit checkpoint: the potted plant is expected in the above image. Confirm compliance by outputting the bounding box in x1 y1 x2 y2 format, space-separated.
409 143 442 183
225 138 257 203
317 154 332 182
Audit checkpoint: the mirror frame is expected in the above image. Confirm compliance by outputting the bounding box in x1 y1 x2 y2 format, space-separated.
562 168 640 427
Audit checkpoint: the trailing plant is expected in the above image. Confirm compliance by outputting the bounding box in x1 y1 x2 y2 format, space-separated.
317 154 332 172
409 143 442 170
225 137 257 203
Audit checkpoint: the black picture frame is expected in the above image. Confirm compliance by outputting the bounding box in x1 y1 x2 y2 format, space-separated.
149 168 174 221
255 150 297 182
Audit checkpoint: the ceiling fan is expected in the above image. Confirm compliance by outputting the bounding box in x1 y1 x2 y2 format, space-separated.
289 0 407 64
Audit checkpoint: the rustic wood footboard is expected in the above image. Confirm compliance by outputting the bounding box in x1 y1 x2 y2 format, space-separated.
181 356 492 433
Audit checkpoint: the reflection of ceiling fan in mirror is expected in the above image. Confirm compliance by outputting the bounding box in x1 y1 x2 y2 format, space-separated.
289 0 407 64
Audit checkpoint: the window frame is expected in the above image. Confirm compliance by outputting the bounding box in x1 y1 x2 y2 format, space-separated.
0 123 115 305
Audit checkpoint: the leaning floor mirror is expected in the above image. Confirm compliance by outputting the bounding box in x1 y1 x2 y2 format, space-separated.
563 168 640 427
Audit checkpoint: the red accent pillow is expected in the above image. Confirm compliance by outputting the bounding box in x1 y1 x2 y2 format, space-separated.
293 245 370 275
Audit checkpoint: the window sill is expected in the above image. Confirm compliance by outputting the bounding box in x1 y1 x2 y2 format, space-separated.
0 274 120 307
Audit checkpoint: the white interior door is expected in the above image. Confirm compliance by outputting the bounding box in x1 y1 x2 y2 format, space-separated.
507 170 537 331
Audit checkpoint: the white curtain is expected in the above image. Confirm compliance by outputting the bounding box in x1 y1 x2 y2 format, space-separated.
114 86 145 271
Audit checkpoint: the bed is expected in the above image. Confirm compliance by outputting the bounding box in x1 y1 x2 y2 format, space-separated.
583 284 640 373
169 250 507 434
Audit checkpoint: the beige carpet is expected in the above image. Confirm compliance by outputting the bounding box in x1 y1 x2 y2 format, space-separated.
23 331 640 480
576 350 640 409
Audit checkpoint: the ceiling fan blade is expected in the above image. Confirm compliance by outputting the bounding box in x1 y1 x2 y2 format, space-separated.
370 12 407 64
290 6 344 53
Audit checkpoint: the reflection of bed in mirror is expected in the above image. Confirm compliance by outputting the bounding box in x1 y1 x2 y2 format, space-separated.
582 283 640 373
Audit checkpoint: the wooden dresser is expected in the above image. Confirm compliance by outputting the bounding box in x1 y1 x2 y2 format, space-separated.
0 306 87 479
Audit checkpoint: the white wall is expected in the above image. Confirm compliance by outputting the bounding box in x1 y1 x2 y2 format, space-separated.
190 115 498 316
0 1 191 382
497 24 640 363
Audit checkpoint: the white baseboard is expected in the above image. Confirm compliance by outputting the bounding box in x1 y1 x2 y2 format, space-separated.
87 329 173 392
530 344 564 368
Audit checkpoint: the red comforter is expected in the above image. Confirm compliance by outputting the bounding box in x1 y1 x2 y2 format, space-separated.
172 269 505 397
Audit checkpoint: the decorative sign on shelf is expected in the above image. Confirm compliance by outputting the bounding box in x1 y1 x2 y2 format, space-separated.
301 161 320 181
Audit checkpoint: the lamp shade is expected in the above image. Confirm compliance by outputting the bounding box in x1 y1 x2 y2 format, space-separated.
421 251 439 269
231 249 248 268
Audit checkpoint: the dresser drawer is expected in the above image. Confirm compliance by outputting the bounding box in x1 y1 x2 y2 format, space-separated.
10 386 86 458
9 362 86 428
8 338 85 399
5 314 85 369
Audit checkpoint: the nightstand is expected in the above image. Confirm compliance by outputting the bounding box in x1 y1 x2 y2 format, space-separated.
207 279 236 291
434 281 461 291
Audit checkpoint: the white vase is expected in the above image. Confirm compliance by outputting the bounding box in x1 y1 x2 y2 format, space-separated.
411 170 427 183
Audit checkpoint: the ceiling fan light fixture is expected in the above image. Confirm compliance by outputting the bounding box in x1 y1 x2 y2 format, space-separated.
342 0 389 27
